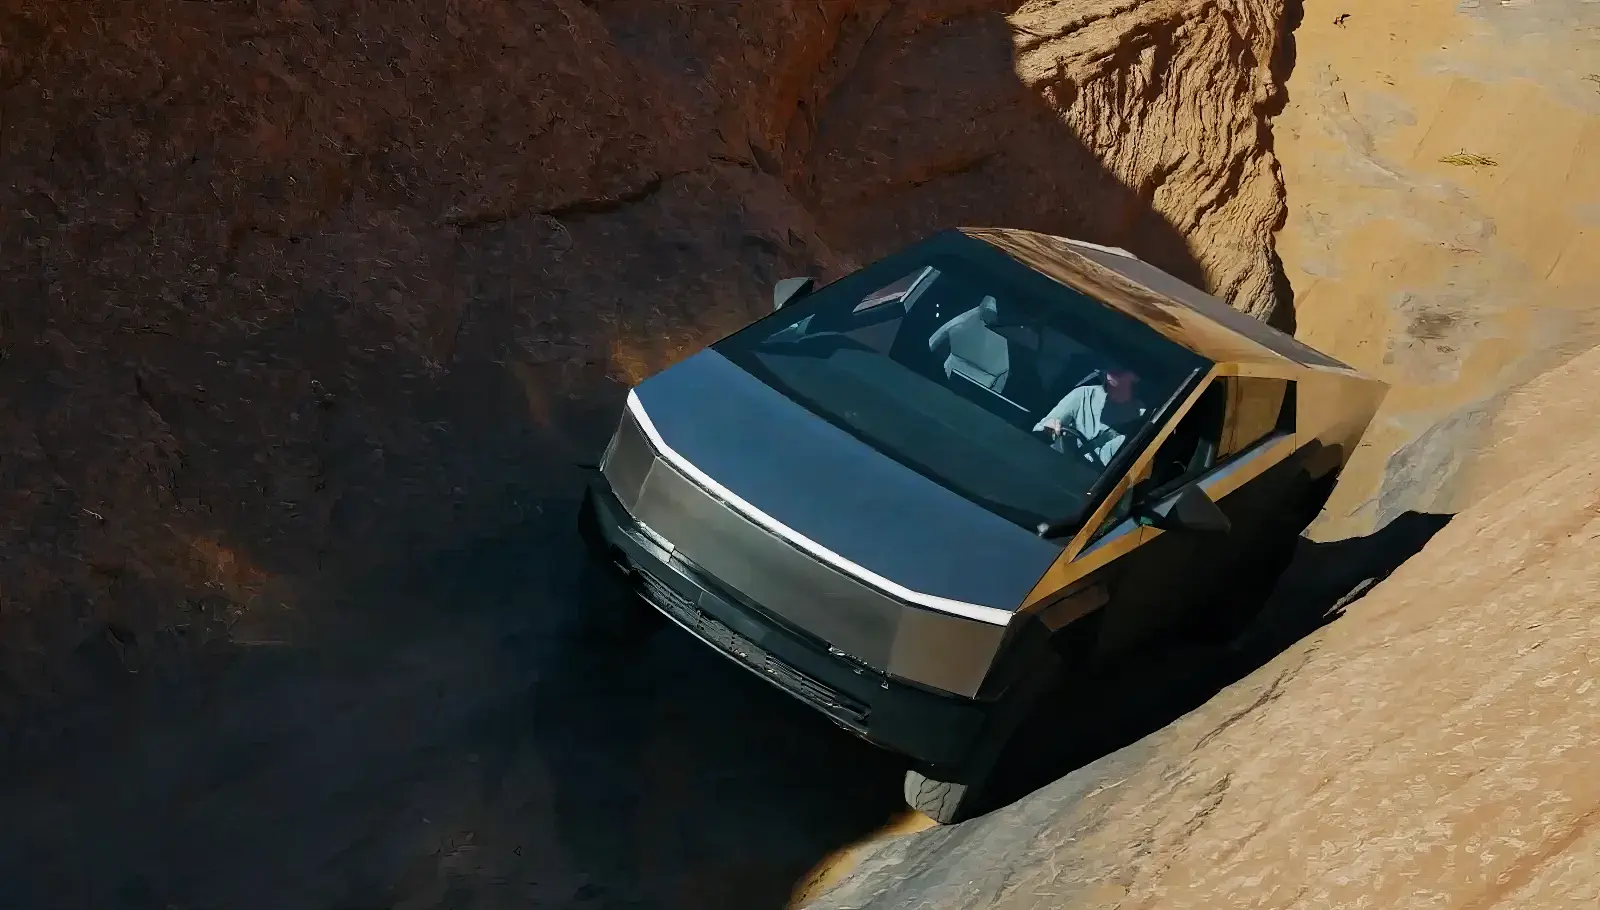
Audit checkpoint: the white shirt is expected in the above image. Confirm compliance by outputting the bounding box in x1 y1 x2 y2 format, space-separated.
1033 384 1146 466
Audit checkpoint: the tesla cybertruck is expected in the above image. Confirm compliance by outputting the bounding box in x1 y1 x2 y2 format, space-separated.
577 227 1386 823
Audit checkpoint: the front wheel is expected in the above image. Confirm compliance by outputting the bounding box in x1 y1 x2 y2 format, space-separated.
903 653 1067 824
904 769 988 825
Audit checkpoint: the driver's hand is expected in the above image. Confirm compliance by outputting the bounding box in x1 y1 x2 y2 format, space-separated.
1040 418 1063 437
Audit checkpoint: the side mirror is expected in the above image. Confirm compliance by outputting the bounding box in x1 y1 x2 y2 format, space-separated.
1136 482 1231 534
773 277 816 311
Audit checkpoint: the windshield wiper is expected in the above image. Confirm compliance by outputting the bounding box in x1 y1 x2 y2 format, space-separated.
1034 367 1205 540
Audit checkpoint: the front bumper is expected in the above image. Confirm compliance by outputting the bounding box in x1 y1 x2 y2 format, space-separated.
579 476 990 770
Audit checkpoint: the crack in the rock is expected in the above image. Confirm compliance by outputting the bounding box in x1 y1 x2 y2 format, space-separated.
1011 0 1150 54
905 150 998 189
1191 652 1308 752
800 6 893 154
542 171 669 218
1180 772 1233 840
436 153 773 233
440 170 674 229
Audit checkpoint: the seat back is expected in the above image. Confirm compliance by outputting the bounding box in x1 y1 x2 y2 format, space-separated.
942 297 1010 392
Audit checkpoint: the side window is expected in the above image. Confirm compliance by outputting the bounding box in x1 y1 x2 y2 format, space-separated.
1085 380 1227 544
1219 377 1290 458
1145 380 1228 496
1088 469 1144 543
1085 377 1293 545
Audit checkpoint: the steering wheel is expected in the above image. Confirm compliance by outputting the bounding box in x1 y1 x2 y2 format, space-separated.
1034 423 1095 460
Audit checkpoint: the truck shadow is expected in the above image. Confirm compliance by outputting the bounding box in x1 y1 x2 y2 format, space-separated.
519 508 910 910
257 494 913 910
986 510 1454 810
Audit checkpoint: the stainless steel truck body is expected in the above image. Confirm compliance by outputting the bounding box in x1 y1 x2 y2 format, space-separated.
578 228 1386 823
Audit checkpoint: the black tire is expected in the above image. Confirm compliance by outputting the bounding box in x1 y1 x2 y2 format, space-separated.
904 769 987 825
903 651 1067 824
577 554 664 645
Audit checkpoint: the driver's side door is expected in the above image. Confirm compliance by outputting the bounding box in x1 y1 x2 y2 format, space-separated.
1086 379 1233 662
1087 374 1297 662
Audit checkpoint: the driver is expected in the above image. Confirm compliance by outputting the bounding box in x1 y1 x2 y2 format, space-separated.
1034 366 1147 466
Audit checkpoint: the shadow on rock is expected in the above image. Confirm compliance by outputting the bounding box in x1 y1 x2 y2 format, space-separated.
0 497 908 910
524 516 909 910
328 495 912 910
1231 510 1455 662
985 510 1454 811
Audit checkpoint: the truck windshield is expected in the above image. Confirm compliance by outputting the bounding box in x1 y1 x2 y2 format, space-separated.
713 240 1209 533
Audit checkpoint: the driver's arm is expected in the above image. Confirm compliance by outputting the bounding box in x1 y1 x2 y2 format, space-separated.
1034 385 1091 433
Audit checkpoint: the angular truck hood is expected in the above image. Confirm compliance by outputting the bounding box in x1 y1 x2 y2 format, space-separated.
630 349 1062 616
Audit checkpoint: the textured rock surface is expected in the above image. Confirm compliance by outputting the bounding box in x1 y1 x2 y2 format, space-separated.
0 0 1290 714
0 1 1295 907
806 344 1600 909
792 0 1292 322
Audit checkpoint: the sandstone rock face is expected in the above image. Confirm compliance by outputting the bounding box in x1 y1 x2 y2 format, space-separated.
0 0 1289 704
9 0 1595 907
787 0 1293 321
1277 0 1600 540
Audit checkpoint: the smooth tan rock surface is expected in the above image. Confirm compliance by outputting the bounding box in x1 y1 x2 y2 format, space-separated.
1277 0 1600 540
